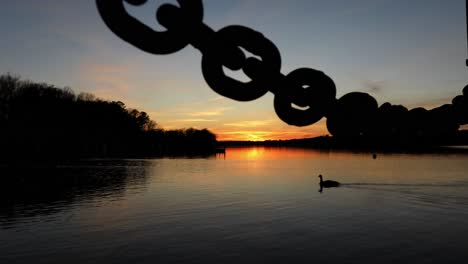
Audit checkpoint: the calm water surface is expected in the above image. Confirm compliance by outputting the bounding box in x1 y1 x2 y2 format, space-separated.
1 147 468 263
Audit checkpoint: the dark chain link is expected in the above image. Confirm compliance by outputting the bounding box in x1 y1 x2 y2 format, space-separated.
97 0 468 138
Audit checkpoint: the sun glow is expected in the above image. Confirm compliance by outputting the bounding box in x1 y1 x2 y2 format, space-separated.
247 134 264 141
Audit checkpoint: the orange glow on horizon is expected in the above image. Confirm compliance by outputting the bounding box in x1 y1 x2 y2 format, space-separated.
214 125 468 141
209 119 329 141
156 111 329 141
215 130 329 141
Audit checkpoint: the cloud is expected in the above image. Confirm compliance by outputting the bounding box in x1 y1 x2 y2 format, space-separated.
363 80 387 94
168 119 217 123
218 131 275 141
206 96 225 103
224 119 275 127
79 62 134 96
85 63 133 76
407 96 454 110
188 107 232 117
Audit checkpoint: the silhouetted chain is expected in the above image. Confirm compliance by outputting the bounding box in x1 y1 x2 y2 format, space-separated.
96 0 339 127
97 0 468 136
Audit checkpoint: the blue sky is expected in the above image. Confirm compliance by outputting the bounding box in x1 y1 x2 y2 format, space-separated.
1 0 467 140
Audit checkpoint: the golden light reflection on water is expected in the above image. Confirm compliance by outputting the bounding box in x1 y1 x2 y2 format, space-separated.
224 146 369 161
220 147 468 185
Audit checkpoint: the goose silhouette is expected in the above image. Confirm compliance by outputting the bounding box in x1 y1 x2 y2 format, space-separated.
318 175 340 188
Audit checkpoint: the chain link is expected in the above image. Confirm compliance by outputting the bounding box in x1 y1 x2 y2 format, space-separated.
96 0 204 54
275 68 336 126
202 25 282 102
96 0 468 136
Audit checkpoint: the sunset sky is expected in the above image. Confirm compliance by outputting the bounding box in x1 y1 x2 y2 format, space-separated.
1 0 467 141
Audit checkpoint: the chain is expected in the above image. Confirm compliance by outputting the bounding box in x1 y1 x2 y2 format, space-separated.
97 0 468 139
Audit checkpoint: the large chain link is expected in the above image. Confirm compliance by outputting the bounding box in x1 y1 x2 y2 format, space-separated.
96 0 204 54
97 0 468 138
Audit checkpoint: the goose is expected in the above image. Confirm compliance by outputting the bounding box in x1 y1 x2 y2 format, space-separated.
318 175 340 188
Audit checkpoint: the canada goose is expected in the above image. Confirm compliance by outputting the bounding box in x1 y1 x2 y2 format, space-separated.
318 175 340 188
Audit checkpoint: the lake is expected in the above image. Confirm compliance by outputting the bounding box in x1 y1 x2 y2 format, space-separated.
1 147 468 264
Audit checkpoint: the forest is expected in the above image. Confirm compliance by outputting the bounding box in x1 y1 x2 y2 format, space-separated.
0 74 218 161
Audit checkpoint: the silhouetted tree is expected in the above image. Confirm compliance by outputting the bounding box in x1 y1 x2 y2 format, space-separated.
0 74 217 161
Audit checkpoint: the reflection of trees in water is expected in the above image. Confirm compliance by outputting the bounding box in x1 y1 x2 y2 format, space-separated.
0 160 153 227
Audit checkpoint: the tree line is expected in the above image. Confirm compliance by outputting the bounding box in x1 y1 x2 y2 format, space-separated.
0 74 217 161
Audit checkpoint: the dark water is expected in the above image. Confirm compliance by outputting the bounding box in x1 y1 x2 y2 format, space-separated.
1 147 468 264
